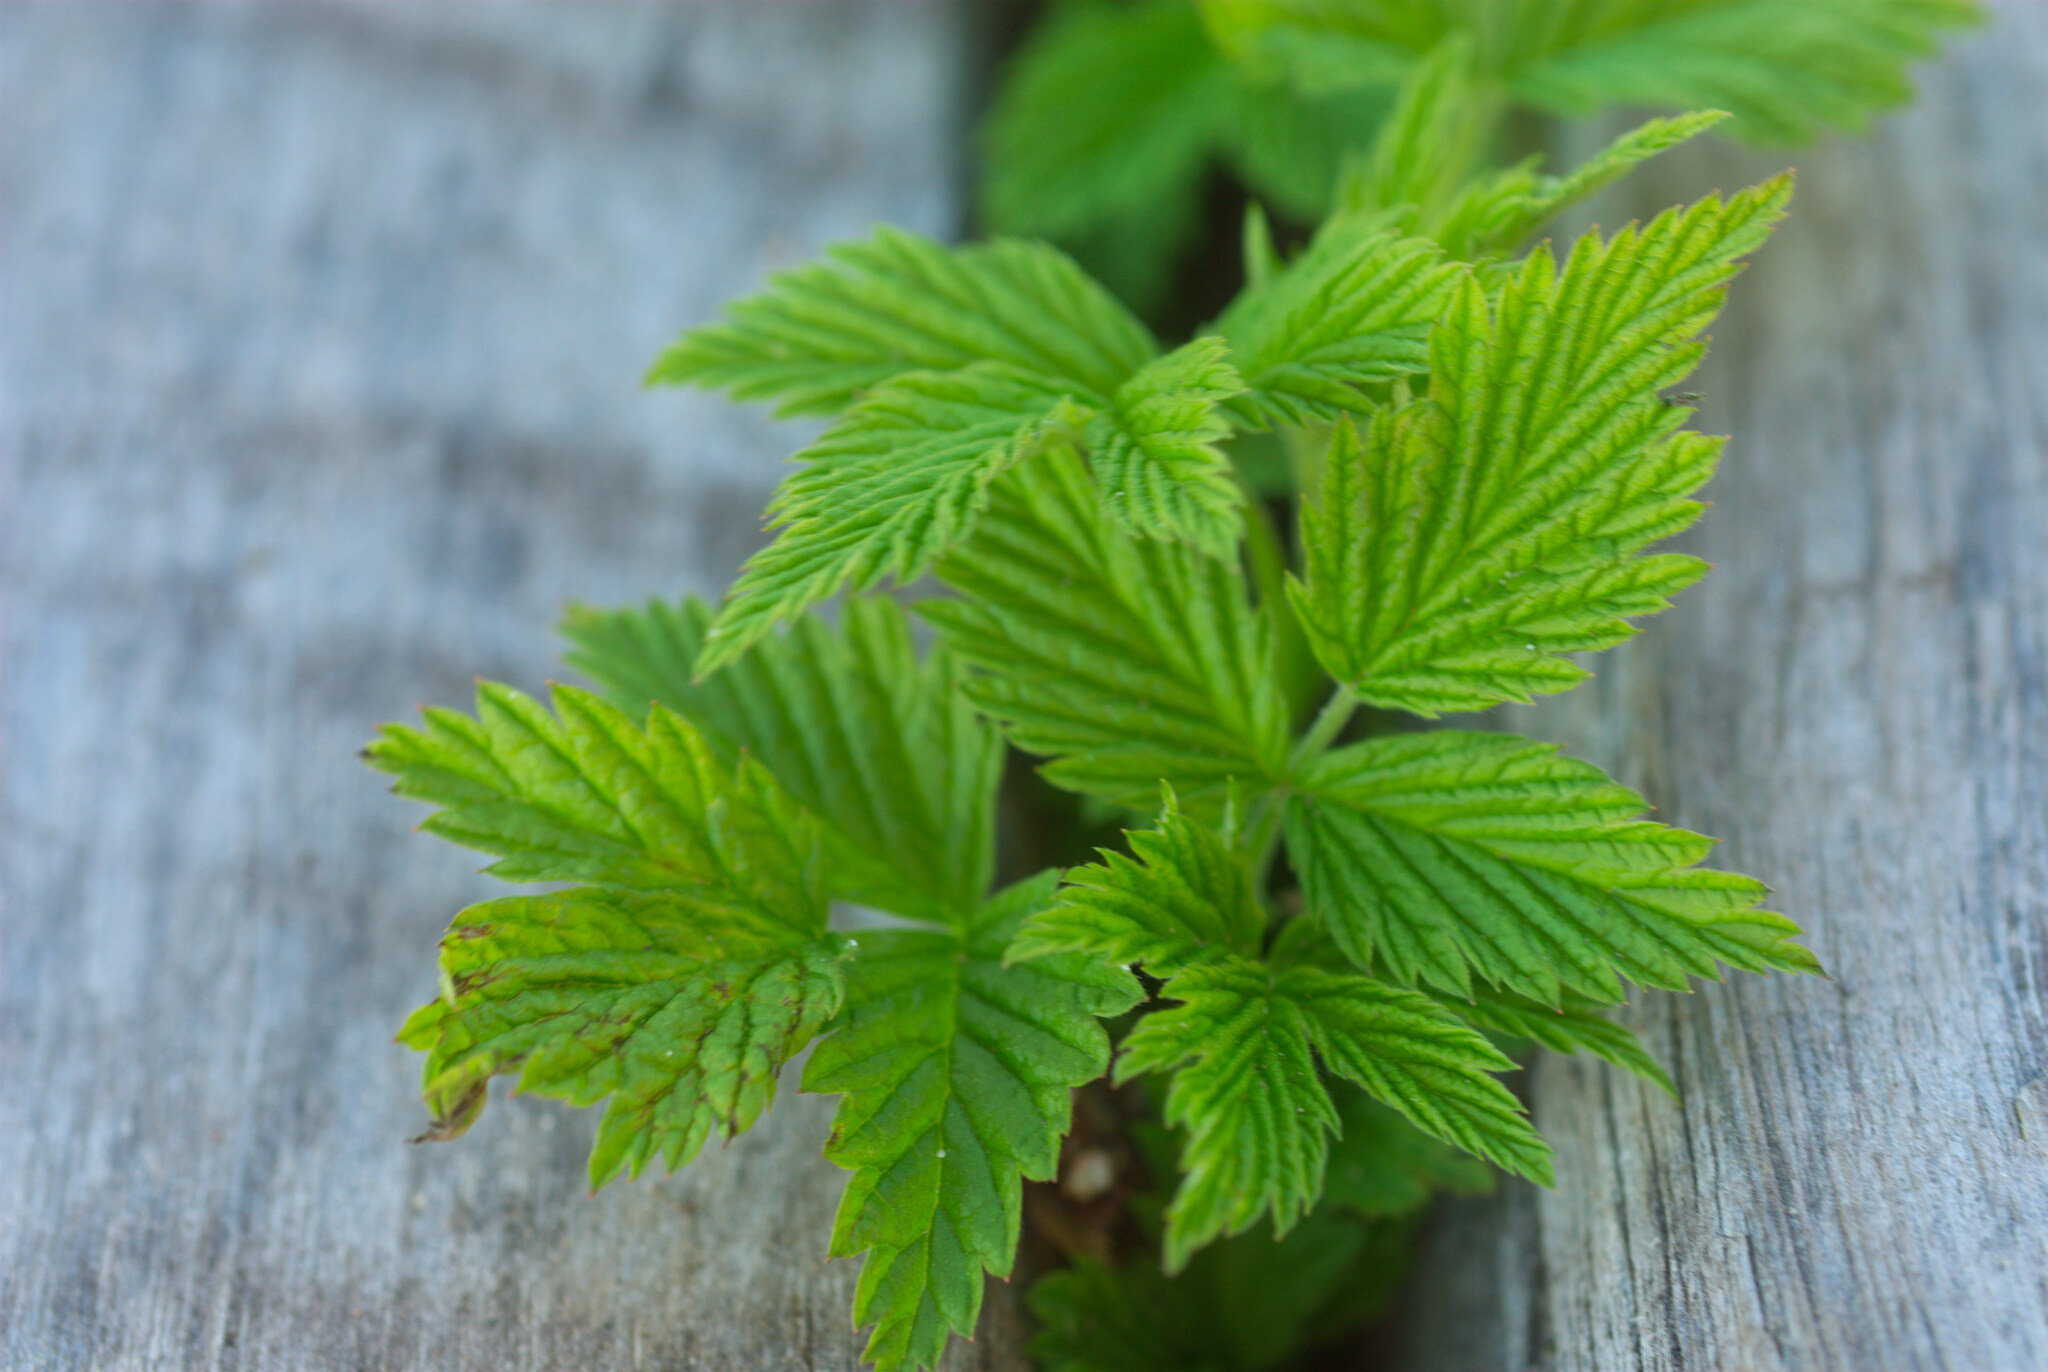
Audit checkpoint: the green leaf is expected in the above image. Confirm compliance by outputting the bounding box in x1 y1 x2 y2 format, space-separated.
1116 955 1549 1268
371 685 844 1179
397 892 844 1186
366 682 823 919
1321 1083 1496 1218
1508 0 1985 144
1287 729 1823 1005
561 595 1002 924
1200 0 1981 144
1451 109 1732 257
1222 78 1396 225
1091 336 1249 557
1016 802 1546 1264
1445 982 1677 1096
1288 177 1791 715
697 363 1092 673
922 448 1291 816
978 0 1393 315
803 872 1142 1371
1010 789 1266 972
1216 221 1463 425
1334 31 1488 221
981 0 1228 253
648 225 1154 417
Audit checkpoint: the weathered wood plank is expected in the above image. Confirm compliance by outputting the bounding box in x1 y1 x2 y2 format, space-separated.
0 5 1024 1369
1389 9 2048 1369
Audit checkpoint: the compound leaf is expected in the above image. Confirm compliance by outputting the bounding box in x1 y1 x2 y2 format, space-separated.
648 225 1154 416
804 872 1142 1370
923 449 1290 816
1289 177 1791 715
1286 729 1822 1005
562 595 1002 924
372 685 843 1177
1116 956 1548 1268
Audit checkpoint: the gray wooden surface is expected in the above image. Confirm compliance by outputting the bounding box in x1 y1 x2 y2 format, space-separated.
0 5 1026 1369
1389 8 2048 1370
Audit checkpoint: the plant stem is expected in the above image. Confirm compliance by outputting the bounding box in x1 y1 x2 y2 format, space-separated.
1289 685 1359 773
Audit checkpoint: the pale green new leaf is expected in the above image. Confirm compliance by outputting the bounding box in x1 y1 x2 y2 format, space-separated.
1116 956 1548 1268
397 892 844 1186
804 872 1142 1371
1287 729 1822 1004
923 449 1291 816
1091 337 1248 557
698 364 1090 673
648 225 1154 416
562 595 1002 924
1288 177 1791 715
1217 221 1463 425
370 685 843 1177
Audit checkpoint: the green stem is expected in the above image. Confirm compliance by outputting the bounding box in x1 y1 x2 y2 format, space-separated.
1289 685 1359 774
1235 465 1324 730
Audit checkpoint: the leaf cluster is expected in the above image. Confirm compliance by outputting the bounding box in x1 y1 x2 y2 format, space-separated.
367 5 1976 1367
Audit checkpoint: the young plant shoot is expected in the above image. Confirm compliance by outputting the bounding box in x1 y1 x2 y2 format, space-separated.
371 3 1977 1368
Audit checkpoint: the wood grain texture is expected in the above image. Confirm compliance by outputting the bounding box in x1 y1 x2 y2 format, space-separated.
0 5 1024 1369
1389 9 2048 1370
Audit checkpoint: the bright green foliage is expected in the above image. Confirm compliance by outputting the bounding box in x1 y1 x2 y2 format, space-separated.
1204 0 1982 143
1018 803 1548 1269
1286 730 1821 1004
1289 177 1791 715
922 451 1291 816
647 225 1153 416
803 873 1142 1369
560 595 1001 924
369 685 845 1180
1091 337 1248 557
367 2 1970 1360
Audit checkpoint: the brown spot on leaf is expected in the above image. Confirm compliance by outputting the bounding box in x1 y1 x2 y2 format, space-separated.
410 1079 488 1143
